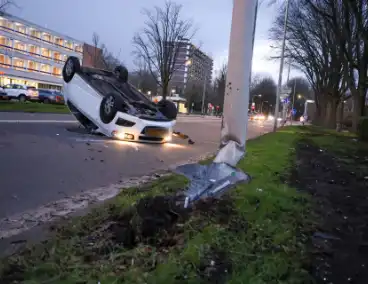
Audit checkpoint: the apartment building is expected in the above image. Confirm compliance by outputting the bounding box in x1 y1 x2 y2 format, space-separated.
169 38 213 95
0 12 84 90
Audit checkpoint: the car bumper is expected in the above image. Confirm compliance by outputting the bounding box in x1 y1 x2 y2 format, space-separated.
27 96 40 102
0 93 9 100
103 111 176 144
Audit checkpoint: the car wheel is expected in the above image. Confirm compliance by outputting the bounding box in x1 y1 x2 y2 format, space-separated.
43 98 50 104
100 93 119 124
114 65 128 83
18 94 26 102
62 56 81 83
157 99 178 120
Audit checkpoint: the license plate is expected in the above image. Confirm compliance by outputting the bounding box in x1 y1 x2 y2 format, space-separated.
146 128 166 137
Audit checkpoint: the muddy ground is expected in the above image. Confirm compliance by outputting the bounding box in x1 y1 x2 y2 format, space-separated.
292 137 368 284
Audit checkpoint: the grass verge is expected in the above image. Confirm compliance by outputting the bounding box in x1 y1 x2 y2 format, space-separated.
1 126 340 284
0 101 69 114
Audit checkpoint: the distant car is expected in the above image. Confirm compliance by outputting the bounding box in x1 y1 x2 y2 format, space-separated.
62 56 177 143
0 86 8 100
249 112 265 121
2 84 39 102
38 89 65 104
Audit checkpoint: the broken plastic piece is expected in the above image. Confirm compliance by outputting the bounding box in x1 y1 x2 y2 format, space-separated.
174 162 250 207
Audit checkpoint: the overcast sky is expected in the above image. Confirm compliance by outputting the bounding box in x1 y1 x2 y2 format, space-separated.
9 0 302 82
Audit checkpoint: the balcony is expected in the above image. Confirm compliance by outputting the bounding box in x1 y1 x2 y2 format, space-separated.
0 64 63 85
0 37 65 65
0 20 83 55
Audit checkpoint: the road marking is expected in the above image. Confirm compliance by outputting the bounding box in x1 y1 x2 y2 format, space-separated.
0 120 77 123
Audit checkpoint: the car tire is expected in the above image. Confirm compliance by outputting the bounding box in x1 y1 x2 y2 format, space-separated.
18 94 26 102
157 99 178 120
43 98 50 104
100 93 122 124
63 56 81 83
114 65 128 83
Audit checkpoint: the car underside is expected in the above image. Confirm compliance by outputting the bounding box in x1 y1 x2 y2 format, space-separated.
62 56 177 143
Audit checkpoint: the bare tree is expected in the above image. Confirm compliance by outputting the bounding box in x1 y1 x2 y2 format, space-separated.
87 32 123 71
305 0 368 130
0 0 15 12
132 1 196 99
211 63 227 111
250 76 277 113
270 0 347 128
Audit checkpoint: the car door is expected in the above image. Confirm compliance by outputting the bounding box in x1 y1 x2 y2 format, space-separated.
3 84 15 98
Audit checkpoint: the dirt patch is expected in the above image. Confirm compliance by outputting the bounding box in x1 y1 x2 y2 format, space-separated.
291 138 368 283
94 194 236 281
1 187 239 282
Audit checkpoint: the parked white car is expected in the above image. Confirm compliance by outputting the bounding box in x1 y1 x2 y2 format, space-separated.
62 56 177 143
1 84 39 102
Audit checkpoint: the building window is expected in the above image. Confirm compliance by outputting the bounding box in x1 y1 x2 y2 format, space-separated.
65 40 73 50
13 58 25 70
30 28 41 39
14 23 26 34
52 66 61 76
0 17 7 28
41 48 51 58
40 64 50 74
0 55 11 67
28 61 38 72
0 36 9 47
53 52 62 61
14 40 27 53
75 44 83 53
29 45 38 55
55 37 64 46
43 33 52 42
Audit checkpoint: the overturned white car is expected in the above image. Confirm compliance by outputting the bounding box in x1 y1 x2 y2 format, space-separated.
62 56 177 143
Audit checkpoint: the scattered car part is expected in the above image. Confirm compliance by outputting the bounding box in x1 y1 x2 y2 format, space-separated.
175 162 250 208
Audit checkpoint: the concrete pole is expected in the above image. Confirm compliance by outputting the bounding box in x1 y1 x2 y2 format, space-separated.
201 69 207 115
290 79 296 125
214 0 258 167
273 0 290 132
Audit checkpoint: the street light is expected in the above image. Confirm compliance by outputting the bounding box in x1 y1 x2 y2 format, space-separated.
273 0 291 132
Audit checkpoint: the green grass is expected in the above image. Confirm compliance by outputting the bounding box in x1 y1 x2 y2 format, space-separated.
0 101 69 113
1 126 334 284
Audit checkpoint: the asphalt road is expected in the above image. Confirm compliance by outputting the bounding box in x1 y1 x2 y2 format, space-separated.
0 112 273 221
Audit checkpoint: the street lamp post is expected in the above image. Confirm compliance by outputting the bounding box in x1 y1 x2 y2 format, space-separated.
201 69 208 115
273 0 291 132
214 0 258 167
290 79 297 124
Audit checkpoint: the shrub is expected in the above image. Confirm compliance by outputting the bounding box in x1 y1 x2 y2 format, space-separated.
358 116 368 141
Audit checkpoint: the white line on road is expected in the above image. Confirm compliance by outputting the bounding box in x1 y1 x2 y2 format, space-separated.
0 120 77 123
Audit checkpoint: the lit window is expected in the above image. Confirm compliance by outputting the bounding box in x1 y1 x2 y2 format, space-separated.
40 64 50 73
30 29 41 39
28 61 36 71
52 67 61 76
41 48 51 58
43 33 51 42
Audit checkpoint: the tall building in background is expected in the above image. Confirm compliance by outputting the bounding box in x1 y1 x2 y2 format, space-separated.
169 38 213 95
0 12 86 90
